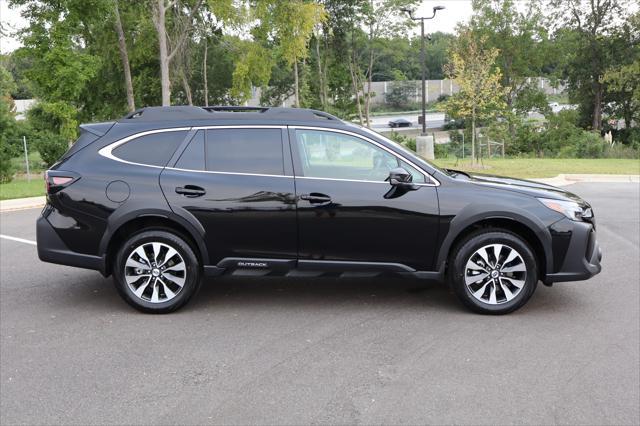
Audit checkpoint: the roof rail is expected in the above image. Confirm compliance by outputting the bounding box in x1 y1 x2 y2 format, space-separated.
203 106 269 113
118 105 342 123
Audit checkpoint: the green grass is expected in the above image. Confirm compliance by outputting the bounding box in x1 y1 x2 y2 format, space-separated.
431 158 640 179
0 175 45 200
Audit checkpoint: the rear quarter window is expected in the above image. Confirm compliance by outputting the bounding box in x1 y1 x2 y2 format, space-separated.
112 130 188 167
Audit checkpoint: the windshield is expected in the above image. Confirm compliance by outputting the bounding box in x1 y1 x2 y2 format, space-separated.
350 124 450 175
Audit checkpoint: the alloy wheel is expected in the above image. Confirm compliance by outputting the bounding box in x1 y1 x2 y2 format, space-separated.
464 243 527 305
124 242 186 303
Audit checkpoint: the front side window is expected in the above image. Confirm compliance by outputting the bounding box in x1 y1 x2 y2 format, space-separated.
294 129 425 183
112 130 188 167
206 129 284 175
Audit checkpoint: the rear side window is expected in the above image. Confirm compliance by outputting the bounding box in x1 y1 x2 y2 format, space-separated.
206 129 284 175
113 130 188 167
175 131 205 170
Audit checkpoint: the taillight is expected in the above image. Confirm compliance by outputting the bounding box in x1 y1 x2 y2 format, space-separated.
51 176 74 185
45 170 80 194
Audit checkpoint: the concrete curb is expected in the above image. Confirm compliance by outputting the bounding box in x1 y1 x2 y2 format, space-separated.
0 174 638 212
0 196 46 212
532 174 640 187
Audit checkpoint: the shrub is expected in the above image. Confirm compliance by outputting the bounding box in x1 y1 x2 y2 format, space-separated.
387 131 416 151
0 98 20 182
385 81 417 109
603 143 640 159
32 131 69 167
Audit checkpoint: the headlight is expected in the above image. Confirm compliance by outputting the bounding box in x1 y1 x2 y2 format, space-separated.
538 198 586 221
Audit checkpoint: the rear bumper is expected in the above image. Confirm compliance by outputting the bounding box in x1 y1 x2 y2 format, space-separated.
37 215 105 274
545 220 602 283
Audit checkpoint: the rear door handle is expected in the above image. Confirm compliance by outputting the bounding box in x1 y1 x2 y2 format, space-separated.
175 185 206 197
300 193 332 204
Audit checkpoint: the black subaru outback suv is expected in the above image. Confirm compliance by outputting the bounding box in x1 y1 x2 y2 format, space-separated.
37 106 602 314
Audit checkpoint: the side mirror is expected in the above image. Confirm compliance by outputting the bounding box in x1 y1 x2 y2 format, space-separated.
388 167 414 186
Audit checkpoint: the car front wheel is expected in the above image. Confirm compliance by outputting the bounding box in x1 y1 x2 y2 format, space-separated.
449 230 538 314
114 230 201 313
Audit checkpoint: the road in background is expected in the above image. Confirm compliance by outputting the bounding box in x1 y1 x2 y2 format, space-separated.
369 112 445 131
1 183 639 425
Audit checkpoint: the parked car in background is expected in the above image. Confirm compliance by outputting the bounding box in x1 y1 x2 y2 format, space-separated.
388 118 412 128
37 106 602 314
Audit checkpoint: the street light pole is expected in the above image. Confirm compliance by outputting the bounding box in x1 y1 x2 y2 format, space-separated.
401 5 445 136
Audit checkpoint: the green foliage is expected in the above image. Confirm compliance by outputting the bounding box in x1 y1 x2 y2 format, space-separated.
21 20 101 103
469 0 548 111
384 81 417 108
31 131 69 167
230 41 273 102
386 131 415 151
0 65 17 99
0 99 19 182
27 101 78 141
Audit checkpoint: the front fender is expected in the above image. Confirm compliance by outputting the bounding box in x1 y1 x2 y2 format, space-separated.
435 202 554 276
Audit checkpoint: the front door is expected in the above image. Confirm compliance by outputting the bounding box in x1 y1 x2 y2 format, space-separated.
160 127 297 266
290 127 440 271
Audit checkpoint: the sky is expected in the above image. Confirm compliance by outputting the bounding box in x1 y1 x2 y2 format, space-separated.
0 0 478 54
2 0 635 55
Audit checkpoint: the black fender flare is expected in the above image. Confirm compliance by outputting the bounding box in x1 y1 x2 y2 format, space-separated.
99 207 209 265
435 203 554 276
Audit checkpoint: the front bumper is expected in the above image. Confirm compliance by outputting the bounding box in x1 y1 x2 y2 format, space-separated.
545 219 602 283
37 214 105 274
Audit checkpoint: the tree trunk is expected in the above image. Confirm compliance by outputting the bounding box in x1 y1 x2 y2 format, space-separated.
322 34 329 108
181 70 193 105
203 40 208 107
364 49 373 128
315 37 325 109
592 81 603 130
471 105 477 166
113 0 135 112
293 59 300 108
154 0 171 106
349 59 364 125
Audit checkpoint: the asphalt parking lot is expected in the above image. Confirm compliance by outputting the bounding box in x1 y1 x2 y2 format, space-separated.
1 182 639 425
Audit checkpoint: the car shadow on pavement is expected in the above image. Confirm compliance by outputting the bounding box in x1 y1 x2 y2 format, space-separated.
55 273 587 316
54 273 465 314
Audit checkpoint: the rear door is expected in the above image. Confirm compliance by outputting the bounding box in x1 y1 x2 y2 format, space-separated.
160 126 297 266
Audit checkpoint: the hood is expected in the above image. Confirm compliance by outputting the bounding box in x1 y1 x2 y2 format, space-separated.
447 169 587 206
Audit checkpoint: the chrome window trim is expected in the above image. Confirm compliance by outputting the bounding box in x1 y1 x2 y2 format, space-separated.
98 124 440 187
98 125 287 169
98 127 191 169
289 125 440 187
165 167 294 179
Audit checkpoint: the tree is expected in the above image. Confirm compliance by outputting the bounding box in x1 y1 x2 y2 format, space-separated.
0 67 19 182
547 0 630 130
469 0 550 141
602 12 640 130
112 0 135 112
151 0 203 106
255 1 326 108
360 0 417 126
444 29 507 165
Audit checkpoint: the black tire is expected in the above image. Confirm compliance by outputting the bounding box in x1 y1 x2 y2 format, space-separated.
113 230 201 314
448 229 538 315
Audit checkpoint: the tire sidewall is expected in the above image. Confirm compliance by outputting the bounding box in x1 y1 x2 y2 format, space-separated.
114 230 201 313
451 231 538 314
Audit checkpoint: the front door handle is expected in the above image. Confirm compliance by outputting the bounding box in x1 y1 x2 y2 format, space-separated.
176 185 206 197
300 193 332 204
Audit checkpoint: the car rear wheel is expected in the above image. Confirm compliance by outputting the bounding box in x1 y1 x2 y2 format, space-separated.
449 229 538 314
114 230 201 313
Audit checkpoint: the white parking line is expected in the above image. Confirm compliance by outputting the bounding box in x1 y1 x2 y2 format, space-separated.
0 234 37 246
